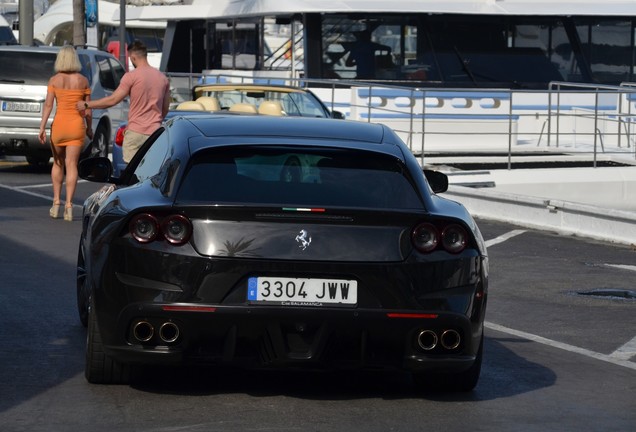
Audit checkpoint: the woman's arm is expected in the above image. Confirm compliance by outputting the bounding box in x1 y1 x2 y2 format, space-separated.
38 81 55 144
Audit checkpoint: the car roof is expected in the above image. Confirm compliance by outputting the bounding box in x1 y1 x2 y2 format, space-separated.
175 114 405 157
0 45 61 53
0 45 112 57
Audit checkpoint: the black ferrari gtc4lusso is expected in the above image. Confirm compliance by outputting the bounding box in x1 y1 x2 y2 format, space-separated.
77 114 488 391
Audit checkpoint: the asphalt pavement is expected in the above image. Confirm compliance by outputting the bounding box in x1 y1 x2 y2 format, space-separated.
0 159 634 432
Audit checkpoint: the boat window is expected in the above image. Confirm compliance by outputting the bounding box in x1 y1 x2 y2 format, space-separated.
101 27 164 54
218 24 260 70
160 10 636 88
515 22 573 83
322 15 567 85
125 28 164 53
578 19 633 85
317 14 636 87
322 17 399 81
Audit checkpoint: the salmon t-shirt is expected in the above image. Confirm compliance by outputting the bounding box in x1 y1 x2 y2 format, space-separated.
118 65 169 135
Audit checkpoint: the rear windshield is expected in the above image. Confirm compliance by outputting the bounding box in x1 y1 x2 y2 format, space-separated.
0 51 56 85
177 146 424 209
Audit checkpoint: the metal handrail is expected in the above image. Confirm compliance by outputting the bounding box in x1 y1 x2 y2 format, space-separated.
166 72 636 167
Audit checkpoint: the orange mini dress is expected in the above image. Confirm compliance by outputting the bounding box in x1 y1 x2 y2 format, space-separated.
49 86 91 147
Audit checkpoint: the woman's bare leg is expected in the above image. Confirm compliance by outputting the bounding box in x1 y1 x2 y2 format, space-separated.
64 146 82 208
51 145 65 205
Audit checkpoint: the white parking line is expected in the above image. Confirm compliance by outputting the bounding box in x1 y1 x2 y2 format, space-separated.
486 322 636 371
0 182 54 202
485 229 526 248
0 181 87 207
18 183 55 189
17 179 89 189
610 336 636 360
605 263 636 273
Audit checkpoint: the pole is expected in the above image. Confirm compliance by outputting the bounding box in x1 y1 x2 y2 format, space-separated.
119 0 127 68
291 19 296 79
19 0 34 46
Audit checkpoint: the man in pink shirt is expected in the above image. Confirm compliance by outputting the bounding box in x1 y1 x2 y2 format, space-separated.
77 40 170 163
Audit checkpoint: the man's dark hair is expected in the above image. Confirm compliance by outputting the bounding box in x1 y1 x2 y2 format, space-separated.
128 40 148 57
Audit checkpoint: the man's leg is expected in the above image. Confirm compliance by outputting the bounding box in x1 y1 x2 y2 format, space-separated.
122 130 150 163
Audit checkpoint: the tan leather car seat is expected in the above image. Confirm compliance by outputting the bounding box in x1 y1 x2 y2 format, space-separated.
258 100 285 116
176 101 206 111
196 96 221 111
229 103 258 113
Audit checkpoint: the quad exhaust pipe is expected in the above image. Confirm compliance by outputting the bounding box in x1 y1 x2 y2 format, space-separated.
440 329 461 350
132 320 180 344
416 329 461 352
417 330 438 351
133 320 154 342
159 322 180 343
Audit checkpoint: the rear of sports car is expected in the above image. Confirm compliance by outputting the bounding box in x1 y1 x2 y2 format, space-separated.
87 143 488 390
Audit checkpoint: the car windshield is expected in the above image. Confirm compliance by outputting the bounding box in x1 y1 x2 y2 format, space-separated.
176 146 424 209
0 51 56 85
197 88 327 117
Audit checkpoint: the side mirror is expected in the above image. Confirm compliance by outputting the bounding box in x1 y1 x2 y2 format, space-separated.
79 157 113 182
331 110 345 120
424 169 448 194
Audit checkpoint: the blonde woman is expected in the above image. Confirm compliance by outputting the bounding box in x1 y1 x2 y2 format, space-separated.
39 45 93 221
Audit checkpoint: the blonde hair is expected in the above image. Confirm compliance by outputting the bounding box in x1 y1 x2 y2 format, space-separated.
54 45 82 73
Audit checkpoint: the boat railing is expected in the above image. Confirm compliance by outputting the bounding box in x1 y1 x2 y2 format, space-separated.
165 72 636 169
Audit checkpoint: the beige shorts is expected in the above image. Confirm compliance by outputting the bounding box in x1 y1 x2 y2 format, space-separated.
122 129 150 163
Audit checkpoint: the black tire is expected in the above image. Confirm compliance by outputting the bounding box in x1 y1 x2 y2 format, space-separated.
76 238 89 327
413 333 483 392
85 302 131 384
26 155 50 166
82 123 109 159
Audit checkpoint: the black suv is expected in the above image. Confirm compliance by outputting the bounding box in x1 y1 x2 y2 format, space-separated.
0 45 128 165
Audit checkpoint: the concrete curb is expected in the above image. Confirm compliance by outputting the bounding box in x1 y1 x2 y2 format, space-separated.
444 185 636 247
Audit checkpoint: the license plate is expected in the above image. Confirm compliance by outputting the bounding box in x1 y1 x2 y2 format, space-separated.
2 101 41 113
247 276 357 306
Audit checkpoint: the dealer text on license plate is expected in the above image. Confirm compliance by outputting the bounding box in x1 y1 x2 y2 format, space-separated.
2 101 41 113
247 276 357 305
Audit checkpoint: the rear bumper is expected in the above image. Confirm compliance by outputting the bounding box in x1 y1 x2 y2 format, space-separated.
0 127 46 156
99 304 484 373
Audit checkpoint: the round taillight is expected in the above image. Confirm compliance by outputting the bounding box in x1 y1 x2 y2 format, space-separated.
129 213 159 243
442 224 468 254
161 214 192 245
412 223 439 253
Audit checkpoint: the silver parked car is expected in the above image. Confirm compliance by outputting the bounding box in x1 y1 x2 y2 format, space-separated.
0 45 129 165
